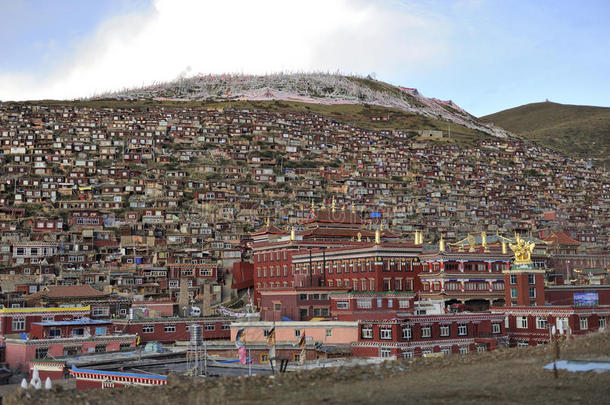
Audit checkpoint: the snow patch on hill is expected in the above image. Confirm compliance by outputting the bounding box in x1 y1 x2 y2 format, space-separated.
96 73 510 138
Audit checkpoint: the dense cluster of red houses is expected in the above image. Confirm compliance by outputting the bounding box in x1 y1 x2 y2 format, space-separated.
0 102 608 390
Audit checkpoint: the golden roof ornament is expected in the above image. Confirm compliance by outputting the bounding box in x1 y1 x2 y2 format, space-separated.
266 217 270 227
509 235 535 265
290 226 295 241
502 241 507 254
351 202 355 214
357 232 362 242
467 234 476 252
331 196 336 213
375 228 381 244
380 222 384 232
439 236 445 252
310 199 315 212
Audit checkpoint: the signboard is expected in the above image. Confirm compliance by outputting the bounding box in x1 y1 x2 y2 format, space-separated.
574 292 598 307
370 212 382 218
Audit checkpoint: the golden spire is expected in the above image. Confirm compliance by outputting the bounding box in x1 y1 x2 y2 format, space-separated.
380 222 384 232
375 228 381 244
414 230 419 245
341 204 345 212
351 202 355 214
502 240 507 254
331 196 336 213
266 217 270 227
290 226 295 241
310 199 315 212
357 232 362 242
439 236 445 252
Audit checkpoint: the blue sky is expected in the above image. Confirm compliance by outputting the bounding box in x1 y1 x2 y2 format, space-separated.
1 0 608 116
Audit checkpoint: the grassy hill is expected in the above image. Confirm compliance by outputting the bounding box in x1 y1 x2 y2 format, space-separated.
481 102 610 167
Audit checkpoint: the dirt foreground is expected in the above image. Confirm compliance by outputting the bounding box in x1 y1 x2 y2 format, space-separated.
6 332 610 405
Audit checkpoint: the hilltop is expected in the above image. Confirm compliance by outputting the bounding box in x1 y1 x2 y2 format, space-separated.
481 101 610 167
94 73 511 139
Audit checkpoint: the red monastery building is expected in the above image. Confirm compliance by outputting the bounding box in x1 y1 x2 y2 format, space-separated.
249 203 417 305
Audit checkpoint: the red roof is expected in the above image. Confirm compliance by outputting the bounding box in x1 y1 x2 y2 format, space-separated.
544 231 581 246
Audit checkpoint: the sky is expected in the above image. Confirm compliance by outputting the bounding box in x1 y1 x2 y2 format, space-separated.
0 0 609 116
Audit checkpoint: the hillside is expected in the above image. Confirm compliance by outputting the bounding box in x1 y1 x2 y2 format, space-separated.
95 73 511 139
481 102 610 167
8 332 610 405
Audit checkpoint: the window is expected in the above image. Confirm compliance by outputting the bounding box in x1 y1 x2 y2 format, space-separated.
380 327 392 340
299 308 308 318
377 299 383 308
441 347 452 355
35 347 48 359
222 323 231 330
357 299 372 309
361 326 373 339
299 294 308 301
380 348 392 358
63 346 79 356
274 303 281 311
510 274 517 284
402 326 412 339
458 324 468 336
517 341 529 348
459 346 469 354
579 317 588 330
12 318 25 331
95 344 107 353
205 323 215 331
517 316 528 329
295 329 301 337
529 287 536 299
476 345 487 352
326 328 332 337
528 274 535 285
260 354 269 363
402 350 414 359
510 288 518 299
536 317 547 330
440 325 450 337
421 326 431 338
336 301 349 310
399 299 410 309
164 325 176 333
49 328 62 338
492 323 501 334
120 343 132 351
92 307 109 317
142 325 154 333
422 349 432 356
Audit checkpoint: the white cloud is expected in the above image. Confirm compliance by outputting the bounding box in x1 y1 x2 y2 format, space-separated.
0 0 450 101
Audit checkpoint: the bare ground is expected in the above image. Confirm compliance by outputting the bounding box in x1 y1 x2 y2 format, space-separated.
6 331 610 405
